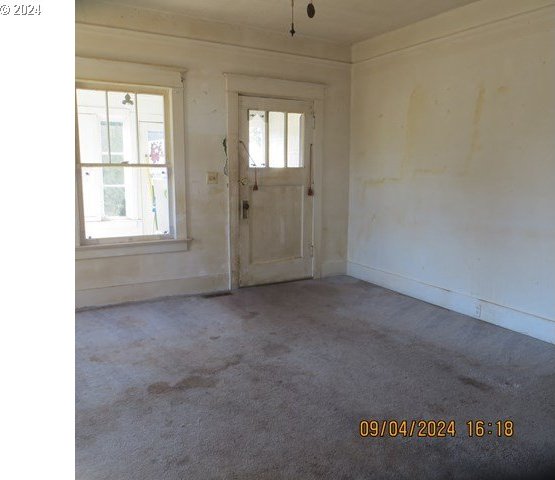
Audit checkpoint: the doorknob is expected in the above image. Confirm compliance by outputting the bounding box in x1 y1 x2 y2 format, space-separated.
242 200 250 219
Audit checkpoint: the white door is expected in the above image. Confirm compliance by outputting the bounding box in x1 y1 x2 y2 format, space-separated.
238 96 314 287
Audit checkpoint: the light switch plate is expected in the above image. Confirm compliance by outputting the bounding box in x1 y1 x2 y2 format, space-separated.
207 172 218 184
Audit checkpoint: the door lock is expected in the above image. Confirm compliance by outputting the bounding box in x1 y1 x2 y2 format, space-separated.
242 200 250 219
240 177 249 186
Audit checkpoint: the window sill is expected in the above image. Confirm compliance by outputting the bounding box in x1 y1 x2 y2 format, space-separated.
76 238 191 260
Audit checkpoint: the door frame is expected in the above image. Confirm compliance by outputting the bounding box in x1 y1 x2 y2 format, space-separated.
225 73 325 290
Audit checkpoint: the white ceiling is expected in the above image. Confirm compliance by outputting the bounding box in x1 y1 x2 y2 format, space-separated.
99 0 481 45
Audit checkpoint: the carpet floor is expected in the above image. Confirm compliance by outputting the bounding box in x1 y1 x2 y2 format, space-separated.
76 276 555 479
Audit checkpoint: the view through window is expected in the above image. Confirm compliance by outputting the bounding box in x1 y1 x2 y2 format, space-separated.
76 87 172 242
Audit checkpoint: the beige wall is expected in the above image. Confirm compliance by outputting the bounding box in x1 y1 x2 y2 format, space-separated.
348 1 555 342
75 17 351 307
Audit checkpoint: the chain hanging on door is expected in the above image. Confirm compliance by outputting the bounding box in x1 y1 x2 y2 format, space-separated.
307 143 314 196
239 140 259 191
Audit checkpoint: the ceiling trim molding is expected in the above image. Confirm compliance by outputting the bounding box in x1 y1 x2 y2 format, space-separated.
76 23 351 69
76 1 350 63
352 0 555 64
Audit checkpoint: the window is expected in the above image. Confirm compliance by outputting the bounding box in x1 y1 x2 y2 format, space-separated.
248 110 304 168
76 85 174 244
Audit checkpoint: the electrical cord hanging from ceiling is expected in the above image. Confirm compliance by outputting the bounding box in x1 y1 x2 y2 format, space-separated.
290 0 295 36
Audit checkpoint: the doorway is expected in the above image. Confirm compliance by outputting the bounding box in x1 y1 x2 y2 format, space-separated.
237 95 314 287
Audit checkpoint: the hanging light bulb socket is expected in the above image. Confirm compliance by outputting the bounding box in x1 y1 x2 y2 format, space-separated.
307 1 315 18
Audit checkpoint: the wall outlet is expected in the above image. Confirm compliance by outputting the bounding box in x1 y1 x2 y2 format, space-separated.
207 172 218 184
475 304 482 318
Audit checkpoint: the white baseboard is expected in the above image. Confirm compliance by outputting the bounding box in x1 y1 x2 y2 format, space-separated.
320 259 347 277
347 261 555 345
76 273 228 309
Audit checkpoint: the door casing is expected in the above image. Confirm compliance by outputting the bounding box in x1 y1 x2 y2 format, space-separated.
238 95 314 287
225 74 325 290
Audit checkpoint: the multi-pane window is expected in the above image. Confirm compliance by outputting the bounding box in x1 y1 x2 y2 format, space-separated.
76 85 173 243
248 110 304 168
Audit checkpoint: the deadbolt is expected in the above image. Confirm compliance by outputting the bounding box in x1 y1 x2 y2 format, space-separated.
242 200 250 219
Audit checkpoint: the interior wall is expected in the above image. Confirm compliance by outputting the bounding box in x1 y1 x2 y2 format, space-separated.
348 2 555 343
75 21 350 308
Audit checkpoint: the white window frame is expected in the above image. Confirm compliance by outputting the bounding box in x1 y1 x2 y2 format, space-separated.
75 58 188 259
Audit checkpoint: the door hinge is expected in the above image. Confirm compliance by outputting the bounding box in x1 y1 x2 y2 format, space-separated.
309 244 314 257
312 112 316 130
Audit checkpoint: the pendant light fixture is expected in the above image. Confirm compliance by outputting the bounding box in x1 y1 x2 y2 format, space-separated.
307 1 315 18
289 1 316 37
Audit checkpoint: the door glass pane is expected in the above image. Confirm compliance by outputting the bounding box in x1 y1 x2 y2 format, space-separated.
269 111 285 168
81 166 170 239
138 94 166 164
248 110 266 167
287 113 302 167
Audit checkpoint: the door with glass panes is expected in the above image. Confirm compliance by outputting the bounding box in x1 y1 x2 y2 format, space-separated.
238 96 314 287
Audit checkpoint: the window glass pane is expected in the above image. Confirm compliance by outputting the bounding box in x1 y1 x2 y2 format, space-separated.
102 154 124 164
103 167 124 185
287 113 302 167
81 166 171 239
76 89 141 165
108 122 124 152
107 91 138 164
100 121 109 153
137 94 166 164
268 111 285 168
76 89 107 164
100 121 124 160
103 187 126 217
148 167 171 236
248 110 266 167
80 166 103 220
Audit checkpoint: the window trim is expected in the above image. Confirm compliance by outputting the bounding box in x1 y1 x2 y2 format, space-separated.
75 58 188 258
